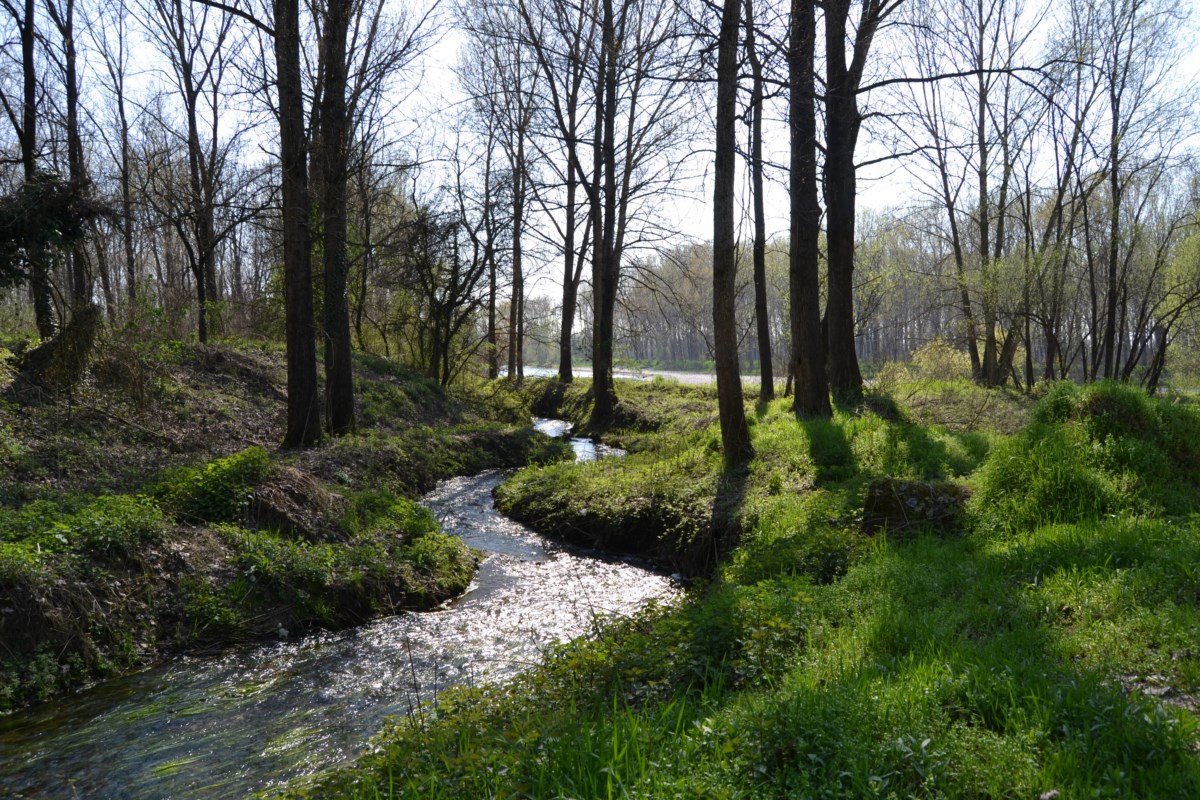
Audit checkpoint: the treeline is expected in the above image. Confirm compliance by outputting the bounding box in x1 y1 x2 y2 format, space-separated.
0 0 1198 445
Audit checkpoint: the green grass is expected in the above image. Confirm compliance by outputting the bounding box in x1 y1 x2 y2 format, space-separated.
284 380 1200 799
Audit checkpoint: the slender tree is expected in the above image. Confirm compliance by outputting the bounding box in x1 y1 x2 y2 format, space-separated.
714 0 753 466
744 0 773 401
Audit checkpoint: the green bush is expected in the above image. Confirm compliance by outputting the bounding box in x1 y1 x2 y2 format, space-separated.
0 494 165 554
155 446 273 524
911 337 973 381
60 495 166 554
0 541 49 586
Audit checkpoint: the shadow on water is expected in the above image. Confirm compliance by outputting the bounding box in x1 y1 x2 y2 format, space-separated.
0 419 670 799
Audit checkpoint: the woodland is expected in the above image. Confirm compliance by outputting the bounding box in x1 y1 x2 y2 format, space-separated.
1 0 1200 797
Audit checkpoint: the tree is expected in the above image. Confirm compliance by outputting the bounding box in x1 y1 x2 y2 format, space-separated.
713 0 752 467
315 0 356 434
789 0 831 416
514 0 597 383
275 0 321 446
88 0 141 311
744 0 773 401
144 0 242 342
0 0 56 337
823 0 902 397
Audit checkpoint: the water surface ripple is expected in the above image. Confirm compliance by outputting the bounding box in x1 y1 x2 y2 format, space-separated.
0 420 670 798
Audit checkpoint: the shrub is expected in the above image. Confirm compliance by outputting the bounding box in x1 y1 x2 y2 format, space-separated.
911 337 973 381
59 494 166 554
155 446 273 524
0 494 165 554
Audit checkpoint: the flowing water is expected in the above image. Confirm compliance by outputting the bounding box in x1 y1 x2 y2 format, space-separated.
0 420 672 799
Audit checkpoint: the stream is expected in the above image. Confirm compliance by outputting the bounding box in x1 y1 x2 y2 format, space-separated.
0 420 674 799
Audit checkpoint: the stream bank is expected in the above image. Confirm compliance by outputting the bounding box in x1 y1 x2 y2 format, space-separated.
0 420 674 799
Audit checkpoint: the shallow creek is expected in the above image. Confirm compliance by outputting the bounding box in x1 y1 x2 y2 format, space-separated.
0 419 674 798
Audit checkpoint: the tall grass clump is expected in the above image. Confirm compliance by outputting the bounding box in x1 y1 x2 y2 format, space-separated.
972 382 1200 534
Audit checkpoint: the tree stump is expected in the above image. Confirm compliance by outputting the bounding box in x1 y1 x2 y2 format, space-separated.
4 304 101 404
862 477 970 537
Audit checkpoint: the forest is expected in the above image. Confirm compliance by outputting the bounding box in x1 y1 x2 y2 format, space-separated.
1 0 1200 797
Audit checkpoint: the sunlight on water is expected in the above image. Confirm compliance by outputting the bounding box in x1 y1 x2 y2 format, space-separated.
0 421 669 799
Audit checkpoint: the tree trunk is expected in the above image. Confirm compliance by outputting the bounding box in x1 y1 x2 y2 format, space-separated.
319 0 356 435
276 0 321 447
823 0 864 398
509 149 525 381
714 0 752 468
19 0 54 338
590 0 618 425
745 0 772 402
789 0 830 417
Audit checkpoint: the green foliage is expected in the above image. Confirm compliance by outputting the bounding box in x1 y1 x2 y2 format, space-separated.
154 446 273 524
60 495 166 554
0 494 165 555
973 382 1200 533
0 540 49 586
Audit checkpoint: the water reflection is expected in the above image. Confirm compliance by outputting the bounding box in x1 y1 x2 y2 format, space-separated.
0 420 668 799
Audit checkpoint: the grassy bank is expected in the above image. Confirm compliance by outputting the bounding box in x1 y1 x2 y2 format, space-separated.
287 378 1200 799
0 341 567 710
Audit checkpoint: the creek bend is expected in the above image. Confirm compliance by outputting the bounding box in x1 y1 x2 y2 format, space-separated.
0 419 674 799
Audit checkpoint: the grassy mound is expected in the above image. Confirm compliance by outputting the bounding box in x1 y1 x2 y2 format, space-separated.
971 381 1200 533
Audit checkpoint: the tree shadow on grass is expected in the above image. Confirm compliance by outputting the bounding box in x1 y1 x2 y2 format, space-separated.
798 417 858 484
742 529 1200 797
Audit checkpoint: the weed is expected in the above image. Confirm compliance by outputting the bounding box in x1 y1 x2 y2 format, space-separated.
154 446 273 524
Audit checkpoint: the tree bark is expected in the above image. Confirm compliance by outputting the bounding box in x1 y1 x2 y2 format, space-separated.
714 0 752 467
318 0 356 435
789 0 831 417
276 0 321 447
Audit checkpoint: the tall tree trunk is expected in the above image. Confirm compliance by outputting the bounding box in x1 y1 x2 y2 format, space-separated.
789 0 830 418
823 0 864 397
590 0 618 425
319 0 355 435
509 148 525 381
1102 82 1121 380
745 0 772 402
277 0 321 447
18 0 54 338
50 0 91 310
714 0 752 467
